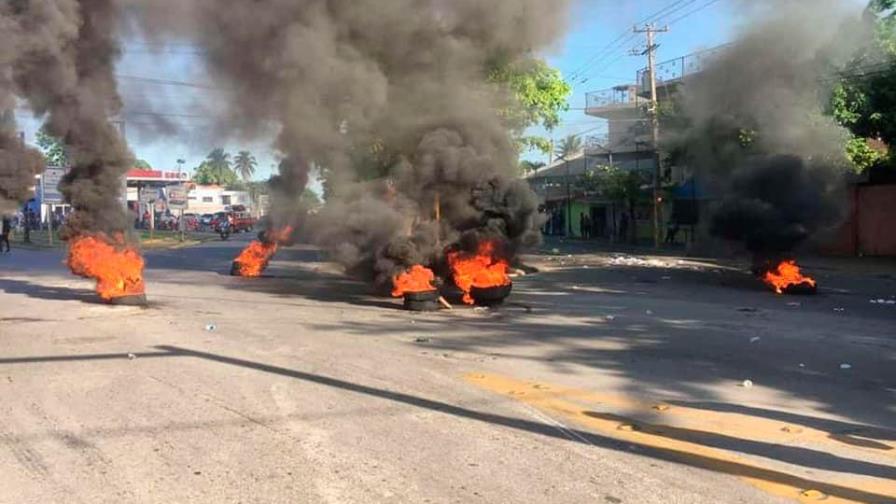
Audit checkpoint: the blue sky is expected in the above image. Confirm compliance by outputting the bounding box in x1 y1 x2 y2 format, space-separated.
15 0 867 180
533 0 739 158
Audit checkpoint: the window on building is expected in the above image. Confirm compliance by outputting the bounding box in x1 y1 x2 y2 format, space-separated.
221 195 232 205
202 197 213 203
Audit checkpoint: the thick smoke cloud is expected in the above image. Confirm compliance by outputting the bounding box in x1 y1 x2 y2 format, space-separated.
2 0 132 236
0 6 45 213
668 0 868 260
129 0 568 285
0 113 44 214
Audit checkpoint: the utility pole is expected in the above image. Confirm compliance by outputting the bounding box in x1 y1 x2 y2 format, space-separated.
633 23 668 248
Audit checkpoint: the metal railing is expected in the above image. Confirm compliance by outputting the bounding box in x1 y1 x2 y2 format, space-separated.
637 44 729 93
585 85 642 110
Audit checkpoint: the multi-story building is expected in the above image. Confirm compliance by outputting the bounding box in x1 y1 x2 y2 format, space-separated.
526 46 726 242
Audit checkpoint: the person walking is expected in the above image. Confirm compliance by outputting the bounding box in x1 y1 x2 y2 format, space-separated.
1 215 11 253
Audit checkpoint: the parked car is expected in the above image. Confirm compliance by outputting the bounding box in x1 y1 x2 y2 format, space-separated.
199 213 214 230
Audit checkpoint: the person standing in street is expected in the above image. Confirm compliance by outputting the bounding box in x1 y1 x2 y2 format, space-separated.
0 215 11 253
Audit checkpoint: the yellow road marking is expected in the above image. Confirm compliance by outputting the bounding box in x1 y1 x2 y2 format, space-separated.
466 373 896 504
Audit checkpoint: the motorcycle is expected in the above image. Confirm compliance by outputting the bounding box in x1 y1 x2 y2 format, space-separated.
218 221 232 240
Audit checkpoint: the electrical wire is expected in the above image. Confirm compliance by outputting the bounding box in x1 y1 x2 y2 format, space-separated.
667 0 728 26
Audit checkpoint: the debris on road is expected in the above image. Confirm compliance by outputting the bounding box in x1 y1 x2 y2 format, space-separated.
605 315 616 321
204 324 217 331
833 307 845 312
750 337 761 343
645 309 653 315
737 307 759 313
414 337 431 343
840 363 852 370
438 296 454 310
787 302 801 307
741 380 754 388
127 353 137 360
800 489 827 501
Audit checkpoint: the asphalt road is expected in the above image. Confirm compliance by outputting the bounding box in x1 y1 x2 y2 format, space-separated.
0 236 894 503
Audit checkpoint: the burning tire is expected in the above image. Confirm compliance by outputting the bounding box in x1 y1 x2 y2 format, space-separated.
403 290 439 311
108 294 148 306
470 283 512 306
780 281 817 295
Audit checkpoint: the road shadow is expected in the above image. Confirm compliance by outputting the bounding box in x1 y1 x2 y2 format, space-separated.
0 345 891 503
0 277 102 304
584 411 896 480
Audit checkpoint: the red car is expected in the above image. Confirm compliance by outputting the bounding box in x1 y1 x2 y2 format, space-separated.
212 211 255 233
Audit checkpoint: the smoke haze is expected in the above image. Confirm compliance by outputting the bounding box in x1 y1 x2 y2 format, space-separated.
668 0 868 259
2 0 133 236
129 0 569 285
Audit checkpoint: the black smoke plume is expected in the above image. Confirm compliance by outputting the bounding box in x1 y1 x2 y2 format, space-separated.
128 0 567 286
0 114 44 214
3 0 133 238
667 1 867 261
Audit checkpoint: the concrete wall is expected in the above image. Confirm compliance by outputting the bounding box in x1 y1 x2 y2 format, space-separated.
823 184 896 256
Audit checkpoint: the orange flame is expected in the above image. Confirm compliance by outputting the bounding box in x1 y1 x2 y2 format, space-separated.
67 234 145 301
232 226 294 277
392 265 436 297
447 240 511 304
763 260 816 294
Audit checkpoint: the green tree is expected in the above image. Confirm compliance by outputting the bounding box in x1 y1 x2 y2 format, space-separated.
599 166 650 244
193 148 238 186
829 0 896 172
301 188 322 206
36 127 67 167
519 159 546 174
554 135 583 161
489 58 572 155
135 159 152 169
234 150 257 181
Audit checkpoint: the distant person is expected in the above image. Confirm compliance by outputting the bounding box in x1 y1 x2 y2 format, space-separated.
619 212 629 242
1 215 11 253
23 209 32 243
579 212 586 239
665 219 681 245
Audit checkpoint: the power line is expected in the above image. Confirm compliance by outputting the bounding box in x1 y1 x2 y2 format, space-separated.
667 0 728 25
571 0 714 85
568 0 695 82
116 74 222 90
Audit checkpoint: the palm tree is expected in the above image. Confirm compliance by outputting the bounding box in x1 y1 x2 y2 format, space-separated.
554 135 583 236
234 150 257 181
205 148 233 185
554 135 583 161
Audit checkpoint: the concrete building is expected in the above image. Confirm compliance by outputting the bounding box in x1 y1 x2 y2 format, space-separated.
528 45 729 243
187 185 253 215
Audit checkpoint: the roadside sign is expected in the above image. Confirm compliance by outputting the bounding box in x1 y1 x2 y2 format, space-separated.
140 187 160 204
165 185 189 210
40 167 67 204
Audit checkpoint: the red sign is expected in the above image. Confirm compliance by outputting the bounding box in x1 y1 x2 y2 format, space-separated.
127 169 189 181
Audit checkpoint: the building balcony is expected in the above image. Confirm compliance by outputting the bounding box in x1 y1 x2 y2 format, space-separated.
584 85 643 118
636 44 729 98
